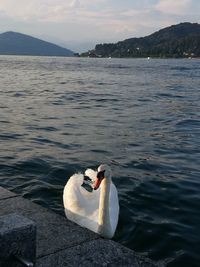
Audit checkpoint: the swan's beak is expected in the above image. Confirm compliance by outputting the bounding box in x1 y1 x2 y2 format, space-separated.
93 170 105 190
93 178 103 190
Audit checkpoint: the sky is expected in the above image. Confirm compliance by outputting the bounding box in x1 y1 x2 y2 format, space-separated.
0 0 199 52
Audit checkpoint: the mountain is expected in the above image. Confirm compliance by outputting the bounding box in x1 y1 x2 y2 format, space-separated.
82 22 200 58
0 31 74 57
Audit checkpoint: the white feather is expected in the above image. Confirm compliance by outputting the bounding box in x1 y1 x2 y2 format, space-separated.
63 165 119 238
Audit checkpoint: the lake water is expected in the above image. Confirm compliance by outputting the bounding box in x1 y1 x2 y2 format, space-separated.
0 56 199 267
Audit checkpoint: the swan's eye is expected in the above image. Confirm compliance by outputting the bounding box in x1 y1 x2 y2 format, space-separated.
97 170 105 179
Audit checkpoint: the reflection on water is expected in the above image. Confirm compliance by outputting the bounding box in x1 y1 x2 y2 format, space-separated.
0 56 200 267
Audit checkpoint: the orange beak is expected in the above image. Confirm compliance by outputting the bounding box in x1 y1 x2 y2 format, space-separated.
93 170 105 190
93 178 103 190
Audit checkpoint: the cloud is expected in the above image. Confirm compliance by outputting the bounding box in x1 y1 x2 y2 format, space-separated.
0 0 199 51
0 0 108 22
0 0 131 35
69 0 80 8
155 0 192 15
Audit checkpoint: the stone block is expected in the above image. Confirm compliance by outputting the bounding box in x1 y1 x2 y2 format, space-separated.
36 239 162 267
0 197 98 258
0 213 36 267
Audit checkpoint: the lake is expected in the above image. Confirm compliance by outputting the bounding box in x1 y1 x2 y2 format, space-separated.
0 56 199 267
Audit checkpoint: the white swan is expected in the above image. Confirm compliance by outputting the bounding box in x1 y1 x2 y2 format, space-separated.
63 164 119 238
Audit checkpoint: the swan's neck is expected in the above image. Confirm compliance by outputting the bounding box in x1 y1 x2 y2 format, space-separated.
98 178 112 238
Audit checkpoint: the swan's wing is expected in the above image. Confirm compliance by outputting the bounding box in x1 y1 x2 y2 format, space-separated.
85 168 97 181
63 172 100 230
109 183 119 234
63 173 84 210
63 173 95 208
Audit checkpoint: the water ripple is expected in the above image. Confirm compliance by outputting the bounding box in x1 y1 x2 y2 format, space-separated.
0 56 200 267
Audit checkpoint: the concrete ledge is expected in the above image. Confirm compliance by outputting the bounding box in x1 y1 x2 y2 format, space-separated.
0 186 164 267
0 213 36 267
37 239 159 267
0 196 98 258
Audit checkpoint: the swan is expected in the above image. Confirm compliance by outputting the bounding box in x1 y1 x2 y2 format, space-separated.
63 164 119 238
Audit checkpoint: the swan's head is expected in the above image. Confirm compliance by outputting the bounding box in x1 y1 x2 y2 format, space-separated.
93 164 112 190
